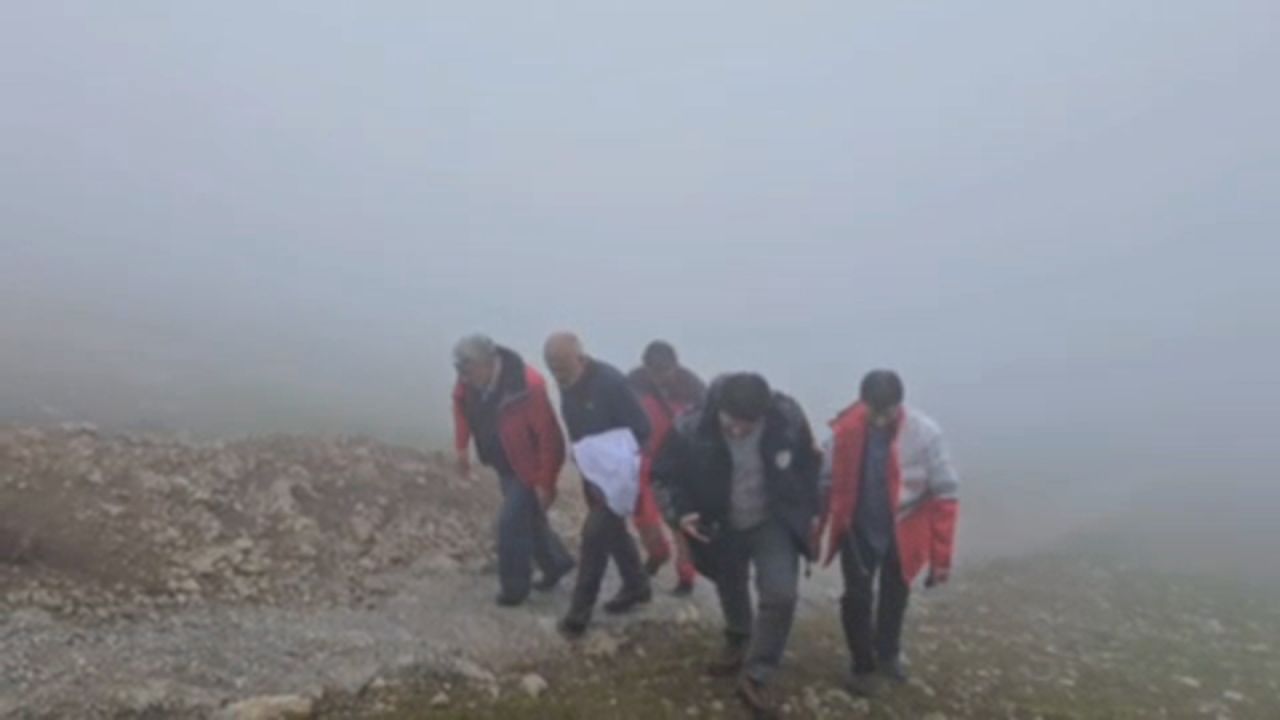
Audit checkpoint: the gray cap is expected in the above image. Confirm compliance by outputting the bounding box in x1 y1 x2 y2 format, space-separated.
453 334 497 367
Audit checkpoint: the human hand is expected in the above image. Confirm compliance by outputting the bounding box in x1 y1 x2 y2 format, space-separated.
807 518 823 558
680 513 709 543
455 450 473 479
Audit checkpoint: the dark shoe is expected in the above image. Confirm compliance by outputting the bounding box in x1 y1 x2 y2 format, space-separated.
878 656 910 684
706 641 747 677
735 677 778 719
534 562 575 592
557 617 587 639
603 586 652 615
671 579 694 597
644 551 670 576
495 592 526 608
848 672 880 698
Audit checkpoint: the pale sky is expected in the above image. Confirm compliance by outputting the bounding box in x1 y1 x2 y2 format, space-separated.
2 2 1277 502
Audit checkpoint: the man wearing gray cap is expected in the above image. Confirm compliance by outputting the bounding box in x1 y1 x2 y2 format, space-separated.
451 335 576 607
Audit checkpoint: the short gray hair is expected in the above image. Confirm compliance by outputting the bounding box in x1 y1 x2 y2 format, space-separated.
453 334 497 367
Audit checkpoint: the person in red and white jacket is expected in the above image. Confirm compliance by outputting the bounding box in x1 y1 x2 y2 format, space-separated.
819 370 959 697
451 335 575 607
628 340 706 596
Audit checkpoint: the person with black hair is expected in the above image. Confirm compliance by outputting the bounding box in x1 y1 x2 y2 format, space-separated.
652 372 821 718
628 340 707 595
819 370 960 697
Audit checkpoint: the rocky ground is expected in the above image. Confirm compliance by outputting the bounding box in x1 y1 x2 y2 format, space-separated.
319 553 1280 720
2 424 1278 718
0 424 502 615
1 423 695 718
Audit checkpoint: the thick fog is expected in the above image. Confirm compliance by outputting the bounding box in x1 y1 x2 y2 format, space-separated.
3 2 1278 563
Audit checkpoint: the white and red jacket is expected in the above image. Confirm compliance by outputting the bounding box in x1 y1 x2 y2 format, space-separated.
820 403 959 584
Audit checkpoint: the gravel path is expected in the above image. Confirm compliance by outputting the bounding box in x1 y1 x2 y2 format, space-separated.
1 558 722 718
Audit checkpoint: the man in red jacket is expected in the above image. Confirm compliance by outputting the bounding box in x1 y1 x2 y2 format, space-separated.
821 370 960 697
452 334 575 607
628 340 705 595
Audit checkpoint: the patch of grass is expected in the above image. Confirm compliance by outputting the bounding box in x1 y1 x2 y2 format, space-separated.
321 554 1280 719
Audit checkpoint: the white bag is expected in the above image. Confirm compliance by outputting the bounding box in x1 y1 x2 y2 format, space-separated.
571 428 642 517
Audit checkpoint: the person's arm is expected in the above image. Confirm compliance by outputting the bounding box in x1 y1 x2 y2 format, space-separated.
779 396 822 516
529 377 567 506
682 367 709 407
817 434 835 521
608 373 653 448
790 402 824 559
451 383 473 477
924 429 960 586
650 424 693 527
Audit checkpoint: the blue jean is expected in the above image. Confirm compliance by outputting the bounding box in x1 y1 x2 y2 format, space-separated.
497 474 574 601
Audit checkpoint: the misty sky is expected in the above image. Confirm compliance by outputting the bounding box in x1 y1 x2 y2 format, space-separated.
2 1 1277 495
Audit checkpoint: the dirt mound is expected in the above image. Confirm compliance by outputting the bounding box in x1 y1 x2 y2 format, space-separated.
0 424 500 617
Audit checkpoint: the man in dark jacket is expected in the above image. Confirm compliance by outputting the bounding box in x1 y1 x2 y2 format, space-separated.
652 373 821 717
451 335 575 607
544 332 654 638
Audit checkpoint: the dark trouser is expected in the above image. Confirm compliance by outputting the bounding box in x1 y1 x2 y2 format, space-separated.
565 490 650 625
714 518 801 684
497 473 574 602
839 534 910 674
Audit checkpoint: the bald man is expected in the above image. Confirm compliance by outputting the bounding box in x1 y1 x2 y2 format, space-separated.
544 333 653 638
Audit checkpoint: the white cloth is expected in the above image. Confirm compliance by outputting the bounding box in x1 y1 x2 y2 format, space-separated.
572 428 642 517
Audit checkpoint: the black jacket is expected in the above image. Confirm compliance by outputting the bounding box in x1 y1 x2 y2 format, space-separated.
558 358 652 446
456 346 527 474
651 377 821 577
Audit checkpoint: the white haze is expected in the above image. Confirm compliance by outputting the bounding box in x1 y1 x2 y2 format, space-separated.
2 2 1278 568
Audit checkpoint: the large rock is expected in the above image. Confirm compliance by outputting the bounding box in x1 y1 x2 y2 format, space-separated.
214 694 315 720
520 673 549 698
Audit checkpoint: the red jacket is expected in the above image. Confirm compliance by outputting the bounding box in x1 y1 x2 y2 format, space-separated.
823 403 959 584
636 394 679 495
452 363 565 494
629 367 705 518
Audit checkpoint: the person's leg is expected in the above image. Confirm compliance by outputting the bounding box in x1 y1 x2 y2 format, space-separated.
708 532 752 674
673 529 698 591
563 502 612 630
495 474 537 604
875 545 911 672
633 479 672 574
740 520 801 686
839 534 878 676
529 489 574 581
603 510 652 613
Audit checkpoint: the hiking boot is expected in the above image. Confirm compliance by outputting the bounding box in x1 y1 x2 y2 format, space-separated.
603 586 652 615
494 592 526 608
735 677 778 719
878 656 910 684
534 561 575 592
557 616 587 639
706 641 747 677
847 672 880 698
671 579 695 597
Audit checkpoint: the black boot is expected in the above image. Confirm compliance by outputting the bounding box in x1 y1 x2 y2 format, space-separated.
603 585 652 615
557 616 587 639
534 560 576 592
706 639 748 677
878 656 910 684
